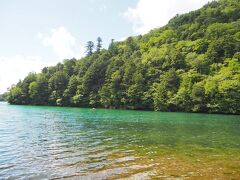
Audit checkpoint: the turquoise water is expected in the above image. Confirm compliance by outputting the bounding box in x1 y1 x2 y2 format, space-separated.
0 102 239 179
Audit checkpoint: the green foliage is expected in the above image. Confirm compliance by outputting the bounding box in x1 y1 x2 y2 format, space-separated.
28 74 50 105
86 41 94 55
7 0 240 114
0 92 8 101
96 37 103 51
8 86 24 104
152 69 180 111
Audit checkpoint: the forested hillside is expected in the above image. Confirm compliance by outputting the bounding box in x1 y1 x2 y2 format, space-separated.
7 0 240 114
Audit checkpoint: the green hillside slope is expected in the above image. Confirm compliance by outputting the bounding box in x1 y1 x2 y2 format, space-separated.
7 0 240 114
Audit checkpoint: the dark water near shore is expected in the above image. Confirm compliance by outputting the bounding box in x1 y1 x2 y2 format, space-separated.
0 102 239 179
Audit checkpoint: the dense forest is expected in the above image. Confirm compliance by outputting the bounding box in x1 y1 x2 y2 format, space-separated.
7 0 240 114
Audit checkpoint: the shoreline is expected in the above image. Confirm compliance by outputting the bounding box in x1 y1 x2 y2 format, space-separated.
6 102 240 116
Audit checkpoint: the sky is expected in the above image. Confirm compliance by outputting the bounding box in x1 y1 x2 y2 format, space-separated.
0 0 211 93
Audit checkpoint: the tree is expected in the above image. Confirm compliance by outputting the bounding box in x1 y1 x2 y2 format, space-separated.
62 75 79 106
63 58 76 76
28 74 50 105
20 72 37 104
48 72 69 105
7 86 24 104
96 37 103 51
86 41 94 55
152 69 180 111
108 39 118 55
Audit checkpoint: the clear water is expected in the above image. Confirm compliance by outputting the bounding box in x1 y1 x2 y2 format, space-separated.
0 102 239 179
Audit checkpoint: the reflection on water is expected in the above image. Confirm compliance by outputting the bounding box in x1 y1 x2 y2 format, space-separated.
0 102 239 179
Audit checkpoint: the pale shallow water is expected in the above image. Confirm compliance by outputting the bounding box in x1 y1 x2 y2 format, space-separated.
0 102 239 179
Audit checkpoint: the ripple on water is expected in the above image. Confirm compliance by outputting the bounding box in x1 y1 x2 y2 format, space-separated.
0 103 240 179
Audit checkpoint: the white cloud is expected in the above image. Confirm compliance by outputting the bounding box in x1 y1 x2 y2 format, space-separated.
100 4 107 12
0 55 52 93
117 36 128 42
124 0 211 34
0 27 86 94
38 27 85 59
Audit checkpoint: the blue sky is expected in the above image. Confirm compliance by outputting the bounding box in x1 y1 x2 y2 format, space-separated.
0 0 211 93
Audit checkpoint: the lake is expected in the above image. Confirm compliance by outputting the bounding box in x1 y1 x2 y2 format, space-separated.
0 102 239 179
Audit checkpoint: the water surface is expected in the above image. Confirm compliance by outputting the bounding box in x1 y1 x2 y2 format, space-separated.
0 102 239 179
